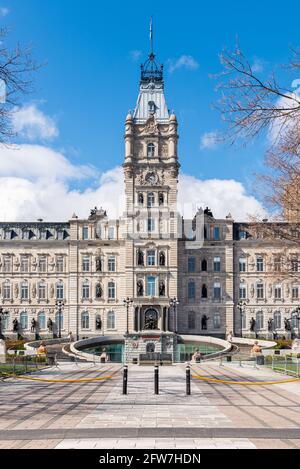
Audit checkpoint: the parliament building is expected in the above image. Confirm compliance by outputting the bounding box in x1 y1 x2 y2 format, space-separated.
0 47 300 341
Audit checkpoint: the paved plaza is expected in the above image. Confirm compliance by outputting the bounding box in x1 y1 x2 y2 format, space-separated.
1 361 300 449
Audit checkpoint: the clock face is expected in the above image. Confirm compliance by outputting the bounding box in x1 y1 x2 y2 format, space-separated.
145 172 157 184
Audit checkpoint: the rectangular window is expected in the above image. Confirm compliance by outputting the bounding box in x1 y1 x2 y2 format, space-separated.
213 282 221 300
188 281 195 301
3 283 11 300
148 218 155 232
20 257 29 273
82 283 90 300
56 283 64 300
56 256 64 272
213 257 221 272
274 284 282 299
213 227 220 241
108 226 115 240
108 256 116 272
239 258 246 272
188 312 196 329
213 312 221 329
82 256 90 272
147 276 156 296
291 259 299 272
82 226 89 240
147 251 156 266
292 285 299 299
274 257 281 272
39 257 47 273
38 283 46 300
256 257 264 272
256 283 264 299
21 283 29 300
188 257 196 272
3 257 11 273
108 282 115 299
239 283 246 299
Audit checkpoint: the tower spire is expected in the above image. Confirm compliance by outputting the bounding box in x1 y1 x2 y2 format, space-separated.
149 16 153 56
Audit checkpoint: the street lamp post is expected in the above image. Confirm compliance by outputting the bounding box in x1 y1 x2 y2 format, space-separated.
237 299 247 338
292 306 300 338
55 300 64 339
169 297 179 334
0 297 8 340
123 297 133 335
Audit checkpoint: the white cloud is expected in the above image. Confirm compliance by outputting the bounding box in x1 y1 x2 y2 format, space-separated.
178 175 266 220
251 58 265 73
168 55 199 74
11 104 59 141
200 131 220 150
0 7 9 17
0 143 264 222
130 50 142 61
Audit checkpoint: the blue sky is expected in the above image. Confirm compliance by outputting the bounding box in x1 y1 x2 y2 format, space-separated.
0 0 300 221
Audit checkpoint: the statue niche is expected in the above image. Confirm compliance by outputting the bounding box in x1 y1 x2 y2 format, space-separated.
137 249 144 266
96 315 102 330
96 282 103 299
250 317 256 332
159 280 165 297
201 314 208 330
137 280 144 297
96 257 102 272
159 251 166 266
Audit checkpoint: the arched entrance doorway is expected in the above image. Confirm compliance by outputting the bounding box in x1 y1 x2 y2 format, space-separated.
144 308 159 330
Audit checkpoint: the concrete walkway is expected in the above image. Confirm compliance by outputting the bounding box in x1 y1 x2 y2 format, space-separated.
1 361 300 449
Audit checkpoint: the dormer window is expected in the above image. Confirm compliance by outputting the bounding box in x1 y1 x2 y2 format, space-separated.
147 143 155 158
57 230 64 240
23 230 30 240
148 101 156 114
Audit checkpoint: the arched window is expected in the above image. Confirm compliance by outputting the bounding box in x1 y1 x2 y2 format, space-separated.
3 280 11 300
148 101 156 114
81 311 89 329
201 284 208 299
188 311 196 330
147 192 155 207
20 311 28 330
56 281 64 300
55 311 64 330
108 281 115 299
107 311 115 329
38 311 46 330
274 311 281 329
82 280 90 300
201 259 207 271
147 143 155 158
256 311 264 330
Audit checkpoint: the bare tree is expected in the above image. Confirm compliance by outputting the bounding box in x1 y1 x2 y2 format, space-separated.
215 43 300 240
0 27 39 142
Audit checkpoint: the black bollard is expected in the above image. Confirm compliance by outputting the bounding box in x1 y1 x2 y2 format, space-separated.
154 365 159 395
122 365 128 395
186 364 191 395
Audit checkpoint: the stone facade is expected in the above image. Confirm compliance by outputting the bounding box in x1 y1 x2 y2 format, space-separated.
0 51 300 341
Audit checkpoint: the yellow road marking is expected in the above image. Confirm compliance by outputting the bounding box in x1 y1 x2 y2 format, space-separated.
1 373 114 383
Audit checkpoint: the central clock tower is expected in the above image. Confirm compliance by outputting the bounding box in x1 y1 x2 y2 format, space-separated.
123 44 180 340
